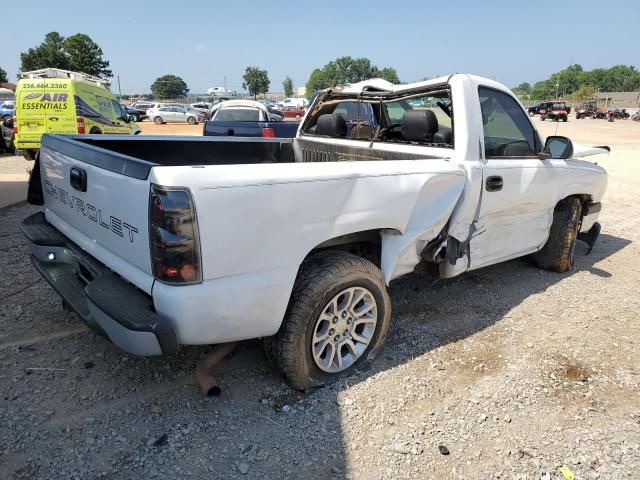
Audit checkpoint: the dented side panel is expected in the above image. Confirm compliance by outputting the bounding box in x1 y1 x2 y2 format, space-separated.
150 160 465 344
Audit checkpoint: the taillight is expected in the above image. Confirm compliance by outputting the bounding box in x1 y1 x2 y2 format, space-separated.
149 185 201 284
262 127 275 138
12 116 17 134
77 117 86 134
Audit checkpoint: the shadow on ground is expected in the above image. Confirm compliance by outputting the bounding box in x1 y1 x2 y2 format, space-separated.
0 207 631 480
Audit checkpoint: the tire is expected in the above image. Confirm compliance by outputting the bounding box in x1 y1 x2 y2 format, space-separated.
531 197 582 273
529 111 534 117
23 149 37 161
540 116 545 121
89 127 102 134
154 116 163 125
562 116 568 122
295 114 301 120
266 251 391 390
187 116 197 125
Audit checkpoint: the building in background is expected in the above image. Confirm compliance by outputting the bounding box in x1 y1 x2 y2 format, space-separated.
594 92 640 108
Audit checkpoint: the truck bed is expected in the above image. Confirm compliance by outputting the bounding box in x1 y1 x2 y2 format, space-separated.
43 135 296 179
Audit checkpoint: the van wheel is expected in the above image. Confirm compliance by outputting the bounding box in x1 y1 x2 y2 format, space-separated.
89 127 102 134
531 197 582 273
154 117 163 125
187 116 197 125
266 251 391 390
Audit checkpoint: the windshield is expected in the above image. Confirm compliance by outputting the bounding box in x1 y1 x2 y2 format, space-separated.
552 103 566 109
213 108 261 121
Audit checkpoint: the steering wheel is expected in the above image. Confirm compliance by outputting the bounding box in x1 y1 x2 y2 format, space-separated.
377 123 402 139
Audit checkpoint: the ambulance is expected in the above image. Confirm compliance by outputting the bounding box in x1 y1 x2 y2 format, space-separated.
14 68 140 159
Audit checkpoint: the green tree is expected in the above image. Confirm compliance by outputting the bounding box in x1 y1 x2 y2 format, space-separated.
306 68 328 96
0 67 7 83
571 85 596 102
242 67 270 99
19 32 112 78
63 34 112 77
283 76 294 97
305 57 400 94
374 67 401 84
150 74 189 100
20 32 69 72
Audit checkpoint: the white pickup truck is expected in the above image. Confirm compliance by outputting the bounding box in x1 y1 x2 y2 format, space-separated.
22 74 607 390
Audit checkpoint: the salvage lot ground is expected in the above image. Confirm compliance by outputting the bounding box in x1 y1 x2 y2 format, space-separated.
1 118 638 479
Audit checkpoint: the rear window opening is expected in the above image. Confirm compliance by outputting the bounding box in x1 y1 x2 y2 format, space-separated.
301 87 453 147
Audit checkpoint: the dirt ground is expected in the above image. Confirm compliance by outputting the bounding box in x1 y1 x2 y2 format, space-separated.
1 117 638 479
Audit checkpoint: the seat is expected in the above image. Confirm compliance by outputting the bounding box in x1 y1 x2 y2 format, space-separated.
349 122 374 140
401 110 439 142
316 114 347 138
432 125 452 144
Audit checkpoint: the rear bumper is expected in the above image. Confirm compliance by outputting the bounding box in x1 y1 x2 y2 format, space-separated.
20 212 179 356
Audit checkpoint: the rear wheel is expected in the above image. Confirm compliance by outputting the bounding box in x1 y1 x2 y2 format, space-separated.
266 251 391 390
295 114 301 120
154 116 163 125
529 111 535 117
23 149 37 161
531 197 582 273
89 127 102 134
540 115 545 121
187 116 197 125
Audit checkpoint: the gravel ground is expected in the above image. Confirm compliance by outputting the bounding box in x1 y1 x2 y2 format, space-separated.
1 119 638 479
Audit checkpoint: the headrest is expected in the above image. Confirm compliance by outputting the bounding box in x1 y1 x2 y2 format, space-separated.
316 114 347 138
432 126 452 144
401 110 439 142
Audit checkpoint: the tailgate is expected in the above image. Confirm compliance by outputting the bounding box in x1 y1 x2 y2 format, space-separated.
203 120 263 137
39 135 154 293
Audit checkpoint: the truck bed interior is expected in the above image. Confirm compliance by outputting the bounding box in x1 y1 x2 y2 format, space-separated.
73 136 297 165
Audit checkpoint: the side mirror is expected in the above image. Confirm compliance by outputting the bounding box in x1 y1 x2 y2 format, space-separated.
539 136 573 160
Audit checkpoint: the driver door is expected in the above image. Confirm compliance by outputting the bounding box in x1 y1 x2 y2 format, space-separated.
470 87 557 270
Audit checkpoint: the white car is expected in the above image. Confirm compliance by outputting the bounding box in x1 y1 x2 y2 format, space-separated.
206 87 237 97
278 97 308 109
190 102 213 115
22 74 607 391
209 99 283 122
150 105 204 124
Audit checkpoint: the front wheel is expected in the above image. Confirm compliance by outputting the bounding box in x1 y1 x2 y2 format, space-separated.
540 115 545 121
266 251 391 390
531 197 582 273
529 111 535 117
187 116 197 125
154 116 163 125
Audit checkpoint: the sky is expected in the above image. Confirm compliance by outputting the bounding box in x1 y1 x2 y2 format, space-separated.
2 0 639 94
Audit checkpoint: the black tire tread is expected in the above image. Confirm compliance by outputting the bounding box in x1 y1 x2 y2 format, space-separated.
531 197 582 272
269 251 389 390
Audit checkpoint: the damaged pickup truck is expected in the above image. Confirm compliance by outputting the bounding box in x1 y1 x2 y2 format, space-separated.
22 74 607 391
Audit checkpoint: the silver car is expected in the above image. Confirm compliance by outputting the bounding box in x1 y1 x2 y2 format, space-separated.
151 105 204 125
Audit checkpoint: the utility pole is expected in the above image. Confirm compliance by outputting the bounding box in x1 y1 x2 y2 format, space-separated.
117 75 122 101
224 75 227 91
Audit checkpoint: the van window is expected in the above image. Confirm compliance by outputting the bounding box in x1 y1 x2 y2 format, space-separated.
111 100 125 120
95 95 113 119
